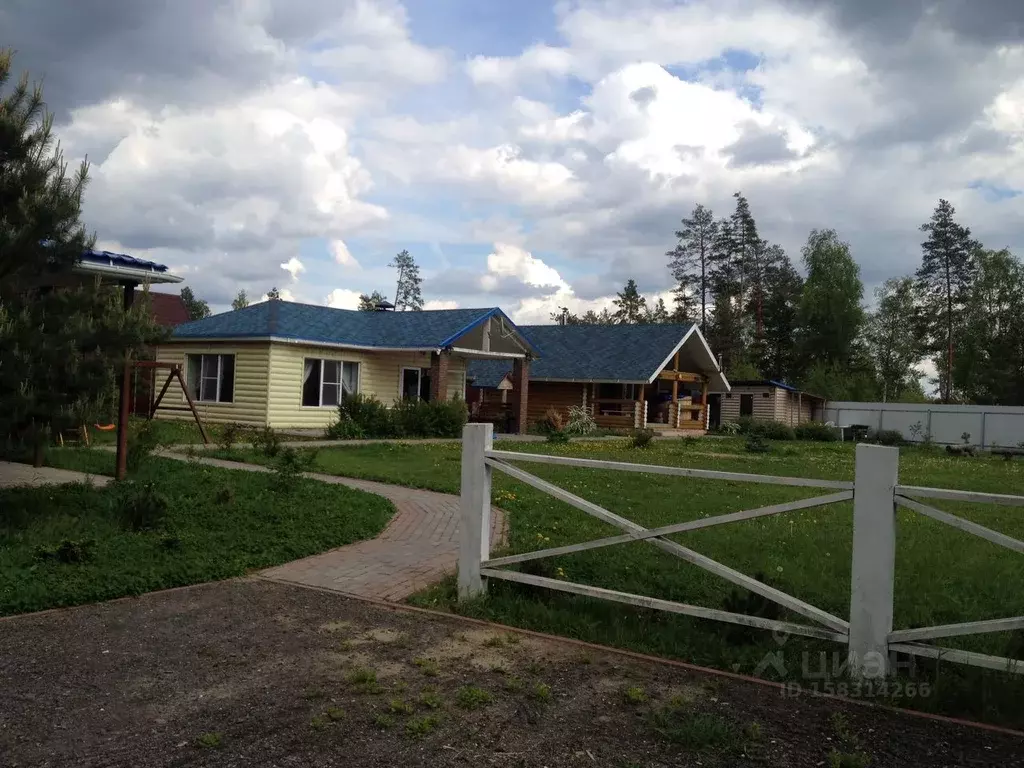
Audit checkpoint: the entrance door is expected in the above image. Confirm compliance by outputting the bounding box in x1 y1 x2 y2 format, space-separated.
708 394 722 428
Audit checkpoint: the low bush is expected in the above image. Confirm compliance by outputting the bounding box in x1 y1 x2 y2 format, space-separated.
630 428 655 449
326 395 467 439
126 421 162 472
251 425 281 458
716 422 742 436
114 481 170 532
271 446 318 492
535 406 565 435
34 538 95 564
218 422 242 451
546 430 570 444
745 435 772 453
734 417 796 440
564 405 596 436
872 429 904 447
794 421 838 442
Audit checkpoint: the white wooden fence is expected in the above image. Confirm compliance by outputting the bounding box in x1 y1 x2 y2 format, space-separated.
823 401 1024 448
458 423 1024 679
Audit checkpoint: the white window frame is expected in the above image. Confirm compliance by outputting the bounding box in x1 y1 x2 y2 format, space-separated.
186 353 235 404
400 366 422 402
302 358 361 407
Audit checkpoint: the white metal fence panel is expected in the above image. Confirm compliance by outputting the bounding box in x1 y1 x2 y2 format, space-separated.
823 401 1024 448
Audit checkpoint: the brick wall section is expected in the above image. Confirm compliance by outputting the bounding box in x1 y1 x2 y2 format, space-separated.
512 358 530 434
429 352 450 402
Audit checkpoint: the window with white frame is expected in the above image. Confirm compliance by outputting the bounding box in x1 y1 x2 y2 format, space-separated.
186 354 235 403
400 367 432 402
303 358 359 406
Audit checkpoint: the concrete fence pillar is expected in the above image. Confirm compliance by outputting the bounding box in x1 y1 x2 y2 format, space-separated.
848 443 900 678
458 423 493 600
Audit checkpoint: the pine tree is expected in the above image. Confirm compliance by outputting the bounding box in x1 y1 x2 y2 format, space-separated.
391 250 423 311
180 287 211 319
612 279 647 324
752 246 803 382
667 204 718 329
0 51 164 453
643 298 670 324
358 290 388 311
265 287 281 301
730 192 759 332
917 199 978 403
231 290 249 311
867 277 921 402
0 49 90 285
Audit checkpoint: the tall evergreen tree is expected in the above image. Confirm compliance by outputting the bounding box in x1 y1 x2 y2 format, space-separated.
797 229 864 370
231 290 249 311
358 290 388 311
643 297 670 324
917 199 978 403
0 51 164 456
265 286 281 301
0 49 90 285
667 204 718 329
612 279 647 324
867 277 921 402
729 192 760 331
752 246 803 382
391 249 423 311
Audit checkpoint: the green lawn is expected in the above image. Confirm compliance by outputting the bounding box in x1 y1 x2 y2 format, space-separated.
0 454 394 617
208 436 1024 726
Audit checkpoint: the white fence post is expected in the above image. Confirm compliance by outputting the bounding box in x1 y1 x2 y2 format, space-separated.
848 443 900 678
458 422 493 600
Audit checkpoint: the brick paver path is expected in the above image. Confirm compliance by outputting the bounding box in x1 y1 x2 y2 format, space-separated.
160 453 505 601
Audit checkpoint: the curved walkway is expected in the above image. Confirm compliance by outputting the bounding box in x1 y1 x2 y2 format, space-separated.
162 453 505 601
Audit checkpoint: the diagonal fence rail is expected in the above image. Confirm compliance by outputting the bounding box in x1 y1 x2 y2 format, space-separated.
458 424 1024 680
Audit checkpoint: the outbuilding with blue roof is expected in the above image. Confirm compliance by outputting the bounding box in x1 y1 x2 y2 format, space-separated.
466 323 729 432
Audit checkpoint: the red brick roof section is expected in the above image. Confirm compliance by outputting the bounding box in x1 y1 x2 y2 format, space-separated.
147 292 190 327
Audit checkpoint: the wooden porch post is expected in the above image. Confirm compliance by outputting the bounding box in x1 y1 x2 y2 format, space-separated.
701 377 709 430
115 282 137 481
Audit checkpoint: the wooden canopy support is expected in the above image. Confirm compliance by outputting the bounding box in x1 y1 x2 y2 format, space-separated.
657 371 704 383
115 360 209 480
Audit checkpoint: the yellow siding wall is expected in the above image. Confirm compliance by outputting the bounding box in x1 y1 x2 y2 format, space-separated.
153 342 271 426
265 343 468 430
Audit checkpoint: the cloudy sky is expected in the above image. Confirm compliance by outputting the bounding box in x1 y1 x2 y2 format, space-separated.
5 0 1024 320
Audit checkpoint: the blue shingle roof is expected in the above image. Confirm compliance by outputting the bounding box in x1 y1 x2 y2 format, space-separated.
79 248 171 273
468 323 695 386
172 301 523 350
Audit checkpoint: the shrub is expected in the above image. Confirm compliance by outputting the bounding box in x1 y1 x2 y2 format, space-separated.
750 420 796 441
717 422 742 435
271 446 315 492
564 405 596 435
251 425 281 457
872 429 904 447
34 538 95 564
114 481 170 531
546 430 570 444
218 422 241 451
126 421 161 472
535 406 565 435
794 421 838 442
328 395 467 439
391 397 467 438
745 435 771 454
630 428 655 449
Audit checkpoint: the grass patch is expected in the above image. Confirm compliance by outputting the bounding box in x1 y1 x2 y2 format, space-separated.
412 657 440 677
194 732 223 749
204 437 1024 727
648 707 735 750
455 685 492 710
417 688 443 709
624 685 648 704
405 713 441 739
0 455 393 616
